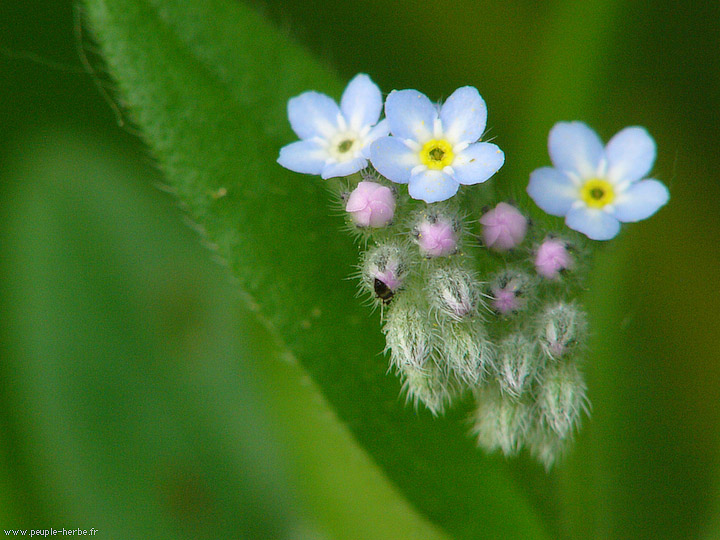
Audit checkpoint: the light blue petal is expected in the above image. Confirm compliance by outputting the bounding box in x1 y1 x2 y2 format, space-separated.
369 136 418 184
361 118 390 158
451 142 504 185
605 126 657 184
408 170 459 203
548 121 604 178
439 86 487 145
340 74 383 132
277 140 328 175
612 179 669 222
565 207 621 240
321 158 367 179
288 91 340 140
385 89 436 142
527 167 578 217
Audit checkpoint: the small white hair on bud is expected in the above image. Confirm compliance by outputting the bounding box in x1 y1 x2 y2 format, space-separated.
437 321 494 386
496 332 540 399
471 386 531 456
427 266 483 322
383 294 453 415
537 361 588 440
537 301 588 359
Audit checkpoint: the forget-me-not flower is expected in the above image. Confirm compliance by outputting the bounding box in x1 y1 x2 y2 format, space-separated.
278 74 389 179
369 87 504 203
527 122 669 240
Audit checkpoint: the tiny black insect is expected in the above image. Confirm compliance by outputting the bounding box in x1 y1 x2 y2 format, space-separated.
373 278 394 304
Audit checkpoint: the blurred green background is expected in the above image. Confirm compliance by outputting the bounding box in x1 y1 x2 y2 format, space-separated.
1 0 719 539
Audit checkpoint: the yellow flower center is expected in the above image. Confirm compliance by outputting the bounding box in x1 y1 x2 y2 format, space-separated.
581 179 615 208
420 139 454 170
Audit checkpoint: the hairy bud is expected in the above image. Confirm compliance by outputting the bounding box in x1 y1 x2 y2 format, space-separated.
384 295 451 414
537 362 588 439
399 363 453 416
361 243 410 304
537 302 587 359
472 386 531 456
496 333 539 398
489 269 534 316
437 321 493 386
526 425 566 472
427 266 482 321
412 211 460 257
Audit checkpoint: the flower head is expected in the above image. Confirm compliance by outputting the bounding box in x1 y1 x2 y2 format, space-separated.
278 74 389 179
527 122 669 240
370 86 504 203
345 181 396 227
480 202 528 251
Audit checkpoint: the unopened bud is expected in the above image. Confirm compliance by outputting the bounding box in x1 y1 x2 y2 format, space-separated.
437 321 493 386
400 363 453 416
362 243 409 304
345 181 396 228
413 212 460 257
489 270 533 316
537 302 587 359
537 362 588 439
526 425 566 472
384 295 431 372
479 202 528 252
472 386 531 456
535 237 572 279
384 295 452 414
497 333 539 398
427 266 482 321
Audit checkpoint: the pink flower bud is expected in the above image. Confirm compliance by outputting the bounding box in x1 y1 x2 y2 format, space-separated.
345 181 395 228
492 287 520 315
489 270 533 316
375 260 402 292
480 202 528 251
415 216 458 257
535 238 572 279
362 243 408 304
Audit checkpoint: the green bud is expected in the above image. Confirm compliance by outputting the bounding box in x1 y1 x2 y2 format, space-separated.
537 362 588 439
496 332 540 398
472 386 531 456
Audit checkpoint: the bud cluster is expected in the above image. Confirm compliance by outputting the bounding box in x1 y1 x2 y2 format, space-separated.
279 73 669 470
345 170 590 468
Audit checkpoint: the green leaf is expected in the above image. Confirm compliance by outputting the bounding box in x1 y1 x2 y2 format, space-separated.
82 0 551 538
0 129 308 539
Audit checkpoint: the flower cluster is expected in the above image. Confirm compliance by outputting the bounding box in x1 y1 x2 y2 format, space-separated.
278 74 669 469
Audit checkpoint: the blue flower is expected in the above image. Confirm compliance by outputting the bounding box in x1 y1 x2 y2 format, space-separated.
369 87 504 203
278 74 389 179
527 122 670 240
